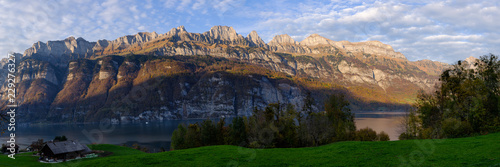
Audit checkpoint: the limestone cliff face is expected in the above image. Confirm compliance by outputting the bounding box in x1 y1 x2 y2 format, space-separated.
203 26 247 45
109 32 162 47
267 34 406 60
0 58 64 122
414 59 451 76
246 30 266 47
28 56 308 122
342 41 406 59
23 37 94 58
300 34 335 46
17 60 60 85
2 25 453 122
269 34 299 45
268 34 310 53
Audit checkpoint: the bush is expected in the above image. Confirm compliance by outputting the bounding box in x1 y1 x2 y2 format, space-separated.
171 124 187 150
355 127 377 141
442 118 472 138
248 141 261 148
1 144 6 153
185 124 202 148
377 131 390 141
398 132 417 140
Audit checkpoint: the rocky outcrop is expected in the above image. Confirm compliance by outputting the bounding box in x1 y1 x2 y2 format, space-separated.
342 41 406 59
464 56 478 69
246 30 266 47
17 60 61 85
203 26 247 44
166 25 188 37
414 59 451 76
23 37 94 58
268 34 310 53
269 34 298 46
109 32 162 47
300 34 335 46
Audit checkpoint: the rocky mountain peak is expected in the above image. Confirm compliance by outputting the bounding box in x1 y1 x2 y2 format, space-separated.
464 56 478 63
299 33 333 46
134 32 161 42
268 34 298 46
246 30 266 47
464 56 478 69
94 39 109 49
76 37 86 41
203 25 243 42
111 31 162 47
166 25 187 36
24 36 94 59
65 36 76 41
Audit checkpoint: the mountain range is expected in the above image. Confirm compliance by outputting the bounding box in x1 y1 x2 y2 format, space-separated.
0 25 450 123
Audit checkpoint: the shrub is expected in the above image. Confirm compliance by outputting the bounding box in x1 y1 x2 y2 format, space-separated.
248 141 261 148
377 131 390 141
419 127 446 139
398 132 417 140
355 127 377 141
171 124 187 150
442 118 472 138
1 144 6 153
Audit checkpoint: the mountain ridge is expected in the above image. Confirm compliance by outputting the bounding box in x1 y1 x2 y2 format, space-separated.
1 25 452 123
23 25 409 61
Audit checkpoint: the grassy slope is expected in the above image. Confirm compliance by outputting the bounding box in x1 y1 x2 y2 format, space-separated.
1 133 499 167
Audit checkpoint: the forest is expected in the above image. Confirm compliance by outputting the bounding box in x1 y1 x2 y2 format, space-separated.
171 93 389 150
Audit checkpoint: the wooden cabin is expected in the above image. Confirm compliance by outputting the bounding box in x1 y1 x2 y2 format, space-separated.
40 141 91 160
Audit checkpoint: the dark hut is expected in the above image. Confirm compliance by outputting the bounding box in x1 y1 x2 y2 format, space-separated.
40 141 91 160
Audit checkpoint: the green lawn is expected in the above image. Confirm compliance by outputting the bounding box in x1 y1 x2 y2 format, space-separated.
2 133 499 166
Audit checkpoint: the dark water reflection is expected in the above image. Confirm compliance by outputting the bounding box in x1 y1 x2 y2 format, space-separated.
0 119 223 152
1 112 404 152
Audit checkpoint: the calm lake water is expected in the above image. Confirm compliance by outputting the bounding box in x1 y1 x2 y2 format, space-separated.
1 112 405 152
355 111 406 141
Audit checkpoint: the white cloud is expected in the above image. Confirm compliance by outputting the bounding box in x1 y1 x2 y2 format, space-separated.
423 35 482 41
252 0 500 64
212 0 244 14
0 0 152 58
164 0 178 8
0 0 498 64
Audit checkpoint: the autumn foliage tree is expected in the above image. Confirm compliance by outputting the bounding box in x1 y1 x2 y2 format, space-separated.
400 54 500 139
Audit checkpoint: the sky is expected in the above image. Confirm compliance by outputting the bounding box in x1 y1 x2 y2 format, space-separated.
0 0 498 64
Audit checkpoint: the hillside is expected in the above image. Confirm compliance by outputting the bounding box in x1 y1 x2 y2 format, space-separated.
2 133 499 166
0 25 450 123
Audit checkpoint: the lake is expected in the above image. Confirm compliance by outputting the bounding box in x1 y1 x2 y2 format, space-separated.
355 111 406 141
1 111 405 152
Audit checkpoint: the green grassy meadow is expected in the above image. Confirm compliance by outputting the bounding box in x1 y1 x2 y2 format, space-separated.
1 133 499 167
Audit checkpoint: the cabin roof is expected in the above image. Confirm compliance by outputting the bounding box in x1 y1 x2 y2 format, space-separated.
43 141 91 155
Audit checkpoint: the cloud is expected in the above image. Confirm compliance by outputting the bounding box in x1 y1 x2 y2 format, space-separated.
423 35 482 41
252 0 500 64
0 0 498 64
212 0 245 14
0 0 156 58
164 0 178 8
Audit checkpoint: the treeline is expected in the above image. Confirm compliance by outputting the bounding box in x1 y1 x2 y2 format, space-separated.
171 93 389 150
400 54 500 139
